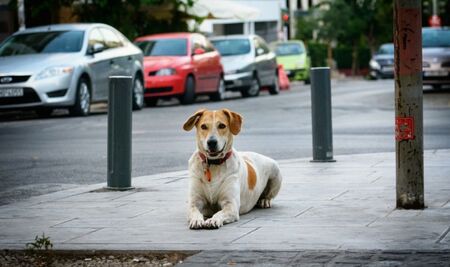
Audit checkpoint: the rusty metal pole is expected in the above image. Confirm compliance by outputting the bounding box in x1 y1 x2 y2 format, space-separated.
394 0 424 209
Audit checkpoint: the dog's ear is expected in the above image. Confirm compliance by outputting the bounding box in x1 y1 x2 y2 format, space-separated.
222 109 242 135
183 109 206 131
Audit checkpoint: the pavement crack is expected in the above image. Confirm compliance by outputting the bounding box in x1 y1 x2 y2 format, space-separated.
331 190 349 200
435 226 450 244
370 176 382 184
230 227 260 243
62 228 103 243
50 217 78 228
295 206 313 218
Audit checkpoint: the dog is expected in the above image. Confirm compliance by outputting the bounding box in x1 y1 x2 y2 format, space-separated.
183 108 282 229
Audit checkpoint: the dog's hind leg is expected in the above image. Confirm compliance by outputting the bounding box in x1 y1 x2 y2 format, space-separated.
257 164 282 208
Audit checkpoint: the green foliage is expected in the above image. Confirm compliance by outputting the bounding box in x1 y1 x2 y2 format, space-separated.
26 233 53 251
296 0 393 74
307 42 327 67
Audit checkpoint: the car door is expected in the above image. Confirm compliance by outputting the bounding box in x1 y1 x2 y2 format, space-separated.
254 36 276 86
204 38 222 92
85 28 110 101
191 34 209 92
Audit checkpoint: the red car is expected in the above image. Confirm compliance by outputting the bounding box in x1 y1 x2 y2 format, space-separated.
134 33 224 106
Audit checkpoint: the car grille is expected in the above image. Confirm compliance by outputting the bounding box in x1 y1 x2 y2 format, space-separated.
0 75 31 84
377 59 394 66
0 87 41 106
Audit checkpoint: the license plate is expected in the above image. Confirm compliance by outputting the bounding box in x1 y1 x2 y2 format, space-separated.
0 88 24 98
382 67 394 72
424 70 448 77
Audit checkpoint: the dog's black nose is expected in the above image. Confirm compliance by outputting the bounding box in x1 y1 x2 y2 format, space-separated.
207 139 218 151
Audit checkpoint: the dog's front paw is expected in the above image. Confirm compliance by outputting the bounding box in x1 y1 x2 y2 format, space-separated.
257 198 272 208
189 216 205 229
204 217 223 229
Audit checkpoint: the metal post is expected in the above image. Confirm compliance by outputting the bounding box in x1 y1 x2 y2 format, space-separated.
17 0 25 30
394 0 424 209
310 67 335 162
107 76 133 190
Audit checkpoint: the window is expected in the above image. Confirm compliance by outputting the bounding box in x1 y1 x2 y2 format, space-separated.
88 28 105 49
135 38 187 56
99 28 123 49
0 31 84 56
211 39 251 56
275 43 305 56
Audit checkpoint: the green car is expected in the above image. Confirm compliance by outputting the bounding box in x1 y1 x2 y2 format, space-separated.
271 40 311 83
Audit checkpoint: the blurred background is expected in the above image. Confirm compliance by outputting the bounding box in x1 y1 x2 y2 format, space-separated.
1 0 448 78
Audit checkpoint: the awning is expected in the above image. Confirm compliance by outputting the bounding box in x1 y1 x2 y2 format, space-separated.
182 0 260 20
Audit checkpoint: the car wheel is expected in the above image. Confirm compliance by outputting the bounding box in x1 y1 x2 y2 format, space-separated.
268 75 280 95
210 77 226 101
304 77 311 85
145 98 158 107
180 76 196 105
132 76 144 110
35 107 53 117
241 76 260 98
69 77 91 116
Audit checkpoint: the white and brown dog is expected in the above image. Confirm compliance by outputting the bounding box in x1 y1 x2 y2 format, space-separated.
183 108 282 229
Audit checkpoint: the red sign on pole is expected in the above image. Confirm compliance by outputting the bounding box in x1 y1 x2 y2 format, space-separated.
429 15 442 27
395 117 415 141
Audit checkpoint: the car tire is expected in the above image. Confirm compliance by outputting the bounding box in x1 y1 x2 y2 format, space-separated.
241 76 260 98
69 77 91 116
180 76 196 105
304 77 311 85
210 77 226 101
35 107 53 117
132 76 144 110
268 74 280 95
145 98 158 107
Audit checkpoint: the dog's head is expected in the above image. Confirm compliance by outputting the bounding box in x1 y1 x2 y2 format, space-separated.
183 109 242 158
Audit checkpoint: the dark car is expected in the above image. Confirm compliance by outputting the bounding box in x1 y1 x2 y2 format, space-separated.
422 27 450 90
210 35 279 97
369 43 394 79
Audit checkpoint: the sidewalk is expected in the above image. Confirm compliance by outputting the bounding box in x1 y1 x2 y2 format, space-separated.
0 150 449 254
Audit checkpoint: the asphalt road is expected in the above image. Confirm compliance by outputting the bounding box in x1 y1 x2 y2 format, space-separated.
1 79 449 205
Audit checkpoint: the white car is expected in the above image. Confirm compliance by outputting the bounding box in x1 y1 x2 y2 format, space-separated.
0 23 144 116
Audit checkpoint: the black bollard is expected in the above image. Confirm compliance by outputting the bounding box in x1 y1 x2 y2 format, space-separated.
107 76 134 189
310 67 335 162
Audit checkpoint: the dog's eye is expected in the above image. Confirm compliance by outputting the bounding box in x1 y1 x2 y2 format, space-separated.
201 124 208 130
218 123 226 129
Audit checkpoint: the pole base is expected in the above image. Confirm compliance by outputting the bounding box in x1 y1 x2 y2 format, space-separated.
104 186 135 191
310 159 336 163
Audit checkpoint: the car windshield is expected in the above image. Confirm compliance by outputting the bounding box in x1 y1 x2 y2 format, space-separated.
211 39 251 56
0 31 84 56
423 28 450 48
275 43 304 56
377 44 394 55
135 38 187 56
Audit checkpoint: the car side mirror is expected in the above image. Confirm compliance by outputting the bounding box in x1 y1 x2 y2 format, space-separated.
193 48 205 56
256 48 264 56
89 43 105 55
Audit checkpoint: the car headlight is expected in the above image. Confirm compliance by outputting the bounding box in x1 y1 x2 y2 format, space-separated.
422 61 430 68
369 59 380 70
36 66 74 80
225 69 238 75
155 68 176 76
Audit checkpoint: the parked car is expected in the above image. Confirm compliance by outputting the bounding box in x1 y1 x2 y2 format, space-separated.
210 34 279 97
422 27 450 90
271 40 311 83
134 33 224 106
0 23 144 116
369 43 394 80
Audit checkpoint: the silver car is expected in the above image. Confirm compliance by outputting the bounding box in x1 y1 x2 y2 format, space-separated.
422 27 450 90
210 35 279 97
0 23 144 116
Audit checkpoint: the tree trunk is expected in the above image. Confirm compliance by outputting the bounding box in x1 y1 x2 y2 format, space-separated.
351 42 358 76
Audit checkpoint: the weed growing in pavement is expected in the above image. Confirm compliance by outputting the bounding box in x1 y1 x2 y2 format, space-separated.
26 233 53 251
